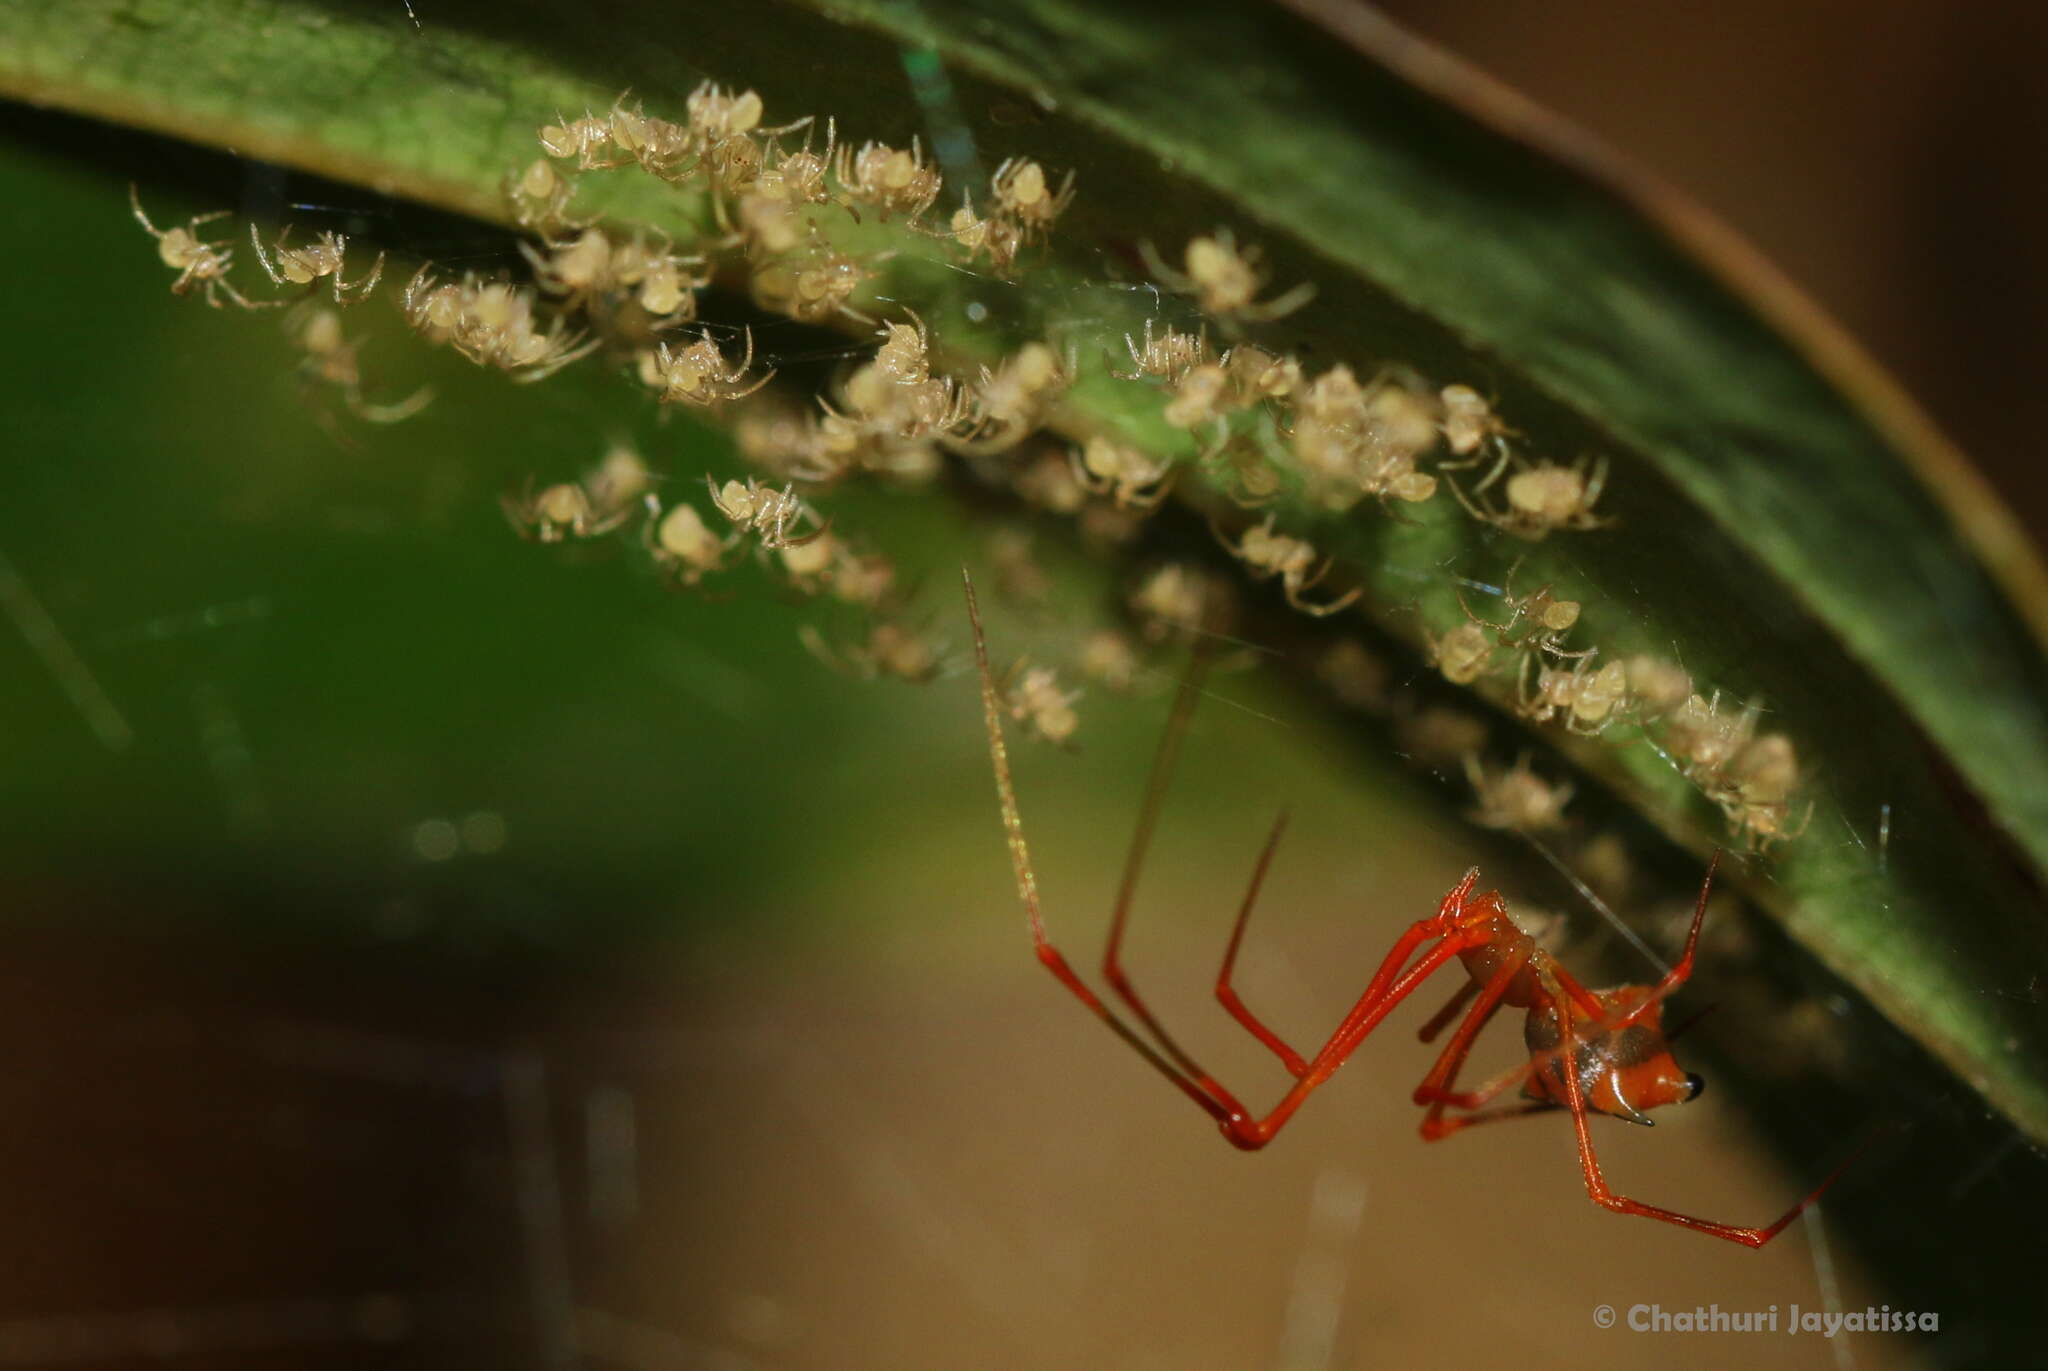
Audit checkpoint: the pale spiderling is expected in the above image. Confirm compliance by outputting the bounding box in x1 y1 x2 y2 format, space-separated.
291 306 433 425
1463 752 1574 834
1663 691 1760 786
1394 703 1490 768
502 478 634 544
940 197 1025 276
1624 655 1694 719
505 158 586 235
538 108 619 168
989 157 1075 240
1215 516 1360 617
758 117 839 207
1005 664 1082 746
1113 319 1212 384
871 313 933 385
583 442 655 517
1518 654 1630 735
777 528 846 593
684 82 809 149
734 192 805 255
398 263 465 343
518 227 618 308
703 130 766 199
645 497 738 587
1215 437 1284 509
1459 566 1588 661
1438 384 1512 457
1010 448 1089 515
1072 437 1174 510
752 236 883 324
400 266 599 382
1450 449 1611 539
1078 629 1141 694
249 224 384 304
642 328 774 407
129 185 267 309
1428 620 1496 686
706 474 828 551
1712 733 1812 849
1139 229 1314 323
1130 563 1227 642
1318 639 1390 712
632 239 712 323
605 97 697 179
985 527 1053 608
828 548 899 610
837 136 943 222
803 620 944 684
947 342 1070 454
1286 365 1438 509
1160 363 1232 440
1224 344 1303 403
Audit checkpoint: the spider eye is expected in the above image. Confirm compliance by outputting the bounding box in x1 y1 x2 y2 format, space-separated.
1684 1071 1707 1102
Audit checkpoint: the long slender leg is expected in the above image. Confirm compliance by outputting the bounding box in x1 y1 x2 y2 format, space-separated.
1095 640 1226 1083
964 573 1246 1123
1553 851 1721 1040
1552 990 1859 1248
1614 850 1719 1019
1213 812 1310 1077
1411 948 1528 1140
1219 930 1479 1148
970 570 1483 1149
1416 980 1479 1044
1534 856 1721 1028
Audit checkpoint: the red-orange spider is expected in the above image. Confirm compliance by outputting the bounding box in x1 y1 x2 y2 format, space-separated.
963 571 1862 1247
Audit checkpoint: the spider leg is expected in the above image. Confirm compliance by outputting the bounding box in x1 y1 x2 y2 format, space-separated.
127 183 161 236
336 252 387 305
1213 811 1308 1077
1411 945 1533 1141
1220 924 1479 1148
970 570 1486 1148
1135 237 1194 295
1247 280 1316 323
965 571 1249 1124
208 272 275 312
1092 624 1253 1101
248 222 285 284
1552 991 1859 1247
1416 977 1479 1044
1284 573 1361 618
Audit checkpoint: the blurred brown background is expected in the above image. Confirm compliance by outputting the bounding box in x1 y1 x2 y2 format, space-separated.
1376 0 2048 541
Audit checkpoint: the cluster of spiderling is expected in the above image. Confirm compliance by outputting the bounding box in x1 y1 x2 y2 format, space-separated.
130 184 428 426
1409 557 1808 848
131 73 1815 855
